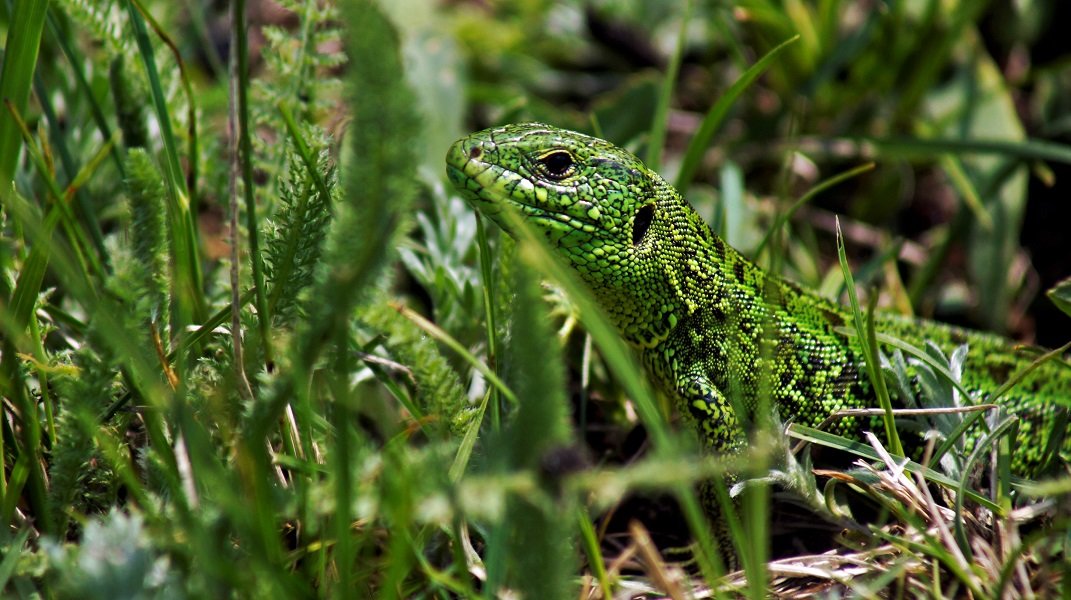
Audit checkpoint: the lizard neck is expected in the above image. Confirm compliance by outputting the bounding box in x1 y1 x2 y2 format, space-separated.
583 175 773 349
602 175 847 353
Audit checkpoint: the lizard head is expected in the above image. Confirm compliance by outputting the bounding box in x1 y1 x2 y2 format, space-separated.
446 122 688 346
446 122 656 255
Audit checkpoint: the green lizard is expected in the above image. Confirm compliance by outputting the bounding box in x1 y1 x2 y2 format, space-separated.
445 122 1071 480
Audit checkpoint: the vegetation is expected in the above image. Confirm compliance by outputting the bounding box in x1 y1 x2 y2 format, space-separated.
1 0 1070 597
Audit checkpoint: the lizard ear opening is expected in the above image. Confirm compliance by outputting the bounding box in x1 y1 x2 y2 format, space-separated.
632 204 654 245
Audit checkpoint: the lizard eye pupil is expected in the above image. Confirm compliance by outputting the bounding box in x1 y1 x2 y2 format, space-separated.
539 151 574 179
633 204 654 245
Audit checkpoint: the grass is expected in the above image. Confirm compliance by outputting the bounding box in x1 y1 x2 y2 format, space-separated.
1 0 1070 597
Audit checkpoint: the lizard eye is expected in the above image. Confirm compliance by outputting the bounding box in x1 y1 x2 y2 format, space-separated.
632 204 654 245
538 151 575 180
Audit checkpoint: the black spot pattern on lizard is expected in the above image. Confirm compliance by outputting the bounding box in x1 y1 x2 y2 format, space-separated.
820 307 844 329
733 260 746 283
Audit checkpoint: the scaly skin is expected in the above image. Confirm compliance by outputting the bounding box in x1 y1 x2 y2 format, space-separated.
445 122 1071 477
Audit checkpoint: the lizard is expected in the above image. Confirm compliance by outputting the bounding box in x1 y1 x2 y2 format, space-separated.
444 122 1071 519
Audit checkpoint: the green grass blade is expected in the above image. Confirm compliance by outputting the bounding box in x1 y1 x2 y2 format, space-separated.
3 100 105 281
234 0 272 367
646 0 692 170
988 341 1071 406
124 0 205 329
32 71 108 262
937 153 992 231
474 215 502 430
0 0 47 186
47 11 126 178
675 34 800 195
575 506 612 598
0 1 61 439
0 527 31 589
755 162 874 257
853 135 1071 165
449 392 488 482
835 218 903 456
131 0 200 197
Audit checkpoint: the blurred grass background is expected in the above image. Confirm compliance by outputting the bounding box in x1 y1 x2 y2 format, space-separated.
0 0 1070 597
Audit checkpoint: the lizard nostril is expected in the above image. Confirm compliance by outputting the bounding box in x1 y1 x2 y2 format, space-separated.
469 146 482 159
